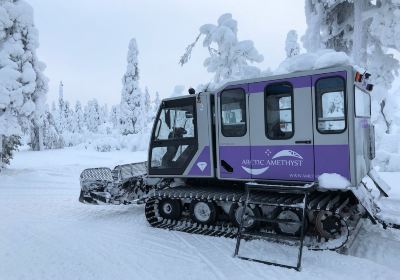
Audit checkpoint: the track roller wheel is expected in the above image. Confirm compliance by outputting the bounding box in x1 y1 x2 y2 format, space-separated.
315 211 343 239
274 208 306 236
229 203 261 230
158 198 182 220
190 201 217 224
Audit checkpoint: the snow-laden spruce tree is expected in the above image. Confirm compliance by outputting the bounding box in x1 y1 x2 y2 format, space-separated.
54 81 65 134
285 30 300 58
0 0 49 167
63 101 74 133
180 13 264 87
42 107 63 149
302 0 400 170
150 91 161 121
119 38 144 134
74 101 84 133
110 105 119 129
100 104 108 125
144 87 152 123
85 99 101 133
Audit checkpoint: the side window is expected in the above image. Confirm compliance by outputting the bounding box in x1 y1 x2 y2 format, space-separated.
355 87 371 117
316 77 346 133
265 83 294 140
220 89 247 137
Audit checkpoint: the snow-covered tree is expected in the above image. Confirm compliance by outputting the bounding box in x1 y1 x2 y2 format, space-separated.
0 135 21 169
63 101 74 132
74 101 84 133
85 99 101 133
54 81 65 133
109 105 119 129
154 91 161 109
302 0 400 169
180 13 264 86
285 30 300 58
144 87 151 120
0 0 49 164
119 38 144 134
150 91 161 121
42 108 63 149
100 104 108 125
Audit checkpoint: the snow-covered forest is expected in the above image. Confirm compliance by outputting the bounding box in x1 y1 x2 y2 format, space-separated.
1 0 400 172
0 0 399 171
2 1 400 280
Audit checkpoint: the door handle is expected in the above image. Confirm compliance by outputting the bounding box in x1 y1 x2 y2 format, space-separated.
221 160 234 173
295 140 312 144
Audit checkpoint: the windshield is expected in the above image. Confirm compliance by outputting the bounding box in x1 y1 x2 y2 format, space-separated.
155 104 195 140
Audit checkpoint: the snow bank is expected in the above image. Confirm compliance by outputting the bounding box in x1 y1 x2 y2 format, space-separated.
2 150 400 279
275 49 351 75
75 131 150 153
318 173 351 190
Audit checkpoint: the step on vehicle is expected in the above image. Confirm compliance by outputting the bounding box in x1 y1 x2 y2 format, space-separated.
79 65 397 270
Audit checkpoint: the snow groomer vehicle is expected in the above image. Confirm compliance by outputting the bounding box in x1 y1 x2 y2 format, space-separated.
79 65 397 270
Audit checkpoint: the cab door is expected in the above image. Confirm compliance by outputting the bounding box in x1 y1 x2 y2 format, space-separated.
248 77 315 181
312 72 350 180
216 85 251 180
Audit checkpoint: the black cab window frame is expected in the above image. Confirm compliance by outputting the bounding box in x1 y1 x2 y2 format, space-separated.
148 96 198 175
264 82 295 140
220 88 247 137
315 76 347 134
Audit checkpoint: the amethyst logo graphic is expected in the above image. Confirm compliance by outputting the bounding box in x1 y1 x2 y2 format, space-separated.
242 166 269 175
197 162 207 172
272 150 303 160
241 149 304 175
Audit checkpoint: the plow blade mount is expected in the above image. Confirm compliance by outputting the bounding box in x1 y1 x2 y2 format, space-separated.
352 172 400 229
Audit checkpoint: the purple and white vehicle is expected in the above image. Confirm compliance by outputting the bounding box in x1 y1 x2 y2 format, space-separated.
79 66 395 267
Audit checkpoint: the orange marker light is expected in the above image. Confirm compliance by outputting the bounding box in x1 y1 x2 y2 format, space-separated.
355 72 363 82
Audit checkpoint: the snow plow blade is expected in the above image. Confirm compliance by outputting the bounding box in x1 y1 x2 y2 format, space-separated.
352 172 400 229
79 162 151 205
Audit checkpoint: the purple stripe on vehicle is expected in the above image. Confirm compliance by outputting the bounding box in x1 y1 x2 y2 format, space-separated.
219 144 350 182
250 145 314 181
188 146 211 176
248 76 311 93
314 144 350 180
312 71 347 81
220 71 347 95
219 146 251 179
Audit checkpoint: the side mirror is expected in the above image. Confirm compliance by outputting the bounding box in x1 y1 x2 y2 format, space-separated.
165 109 171 129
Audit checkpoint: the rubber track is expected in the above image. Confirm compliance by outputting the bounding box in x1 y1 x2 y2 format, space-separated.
144 186 355 250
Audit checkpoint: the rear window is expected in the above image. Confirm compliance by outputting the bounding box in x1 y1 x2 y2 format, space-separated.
316 77 346 134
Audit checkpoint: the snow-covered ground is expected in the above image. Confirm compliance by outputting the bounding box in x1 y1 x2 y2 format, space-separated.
1 149 400 280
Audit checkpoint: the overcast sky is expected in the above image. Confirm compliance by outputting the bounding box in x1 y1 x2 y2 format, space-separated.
29 0 307 106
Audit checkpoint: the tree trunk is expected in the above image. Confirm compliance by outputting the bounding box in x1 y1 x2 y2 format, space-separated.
38 126 44 151
30 124 41 151
353 0 368 66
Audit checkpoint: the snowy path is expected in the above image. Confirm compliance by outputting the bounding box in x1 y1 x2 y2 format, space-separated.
1 149 400 280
